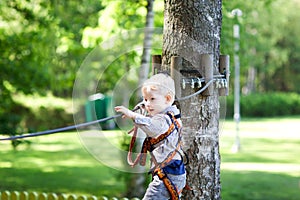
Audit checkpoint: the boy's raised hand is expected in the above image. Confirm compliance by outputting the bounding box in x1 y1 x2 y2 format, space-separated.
114 106 136 119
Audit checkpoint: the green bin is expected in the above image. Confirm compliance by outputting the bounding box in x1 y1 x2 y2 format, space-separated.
85 93 115 130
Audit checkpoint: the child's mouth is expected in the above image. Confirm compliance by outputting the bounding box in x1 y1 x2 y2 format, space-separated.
148 108 154 112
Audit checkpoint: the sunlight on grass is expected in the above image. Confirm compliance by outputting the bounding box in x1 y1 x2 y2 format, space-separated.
1 116 300 199
220 117 300 200
221 170 300 200
0 132 126 197
12 92 74 113
220 117 300 188
222 162 300 176
221 117 300 139
1 162 13 168
77 130 136 172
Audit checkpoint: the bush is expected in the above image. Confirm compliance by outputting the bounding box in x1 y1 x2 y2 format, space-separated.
225 92 300 118
0 93 73 149
24 106 73 132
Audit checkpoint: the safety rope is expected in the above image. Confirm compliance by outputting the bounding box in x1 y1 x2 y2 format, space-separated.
0 79 215 141
0 113 123 141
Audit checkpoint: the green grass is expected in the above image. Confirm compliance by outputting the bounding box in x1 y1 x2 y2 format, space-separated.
0 133 126 198
220 116 300 200
1 116 300 199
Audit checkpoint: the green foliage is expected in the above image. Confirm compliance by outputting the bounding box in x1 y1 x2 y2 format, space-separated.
226 92 300 118
24 107 73 133
0 0 103 96
0 0 57 94
0 82 30 139
221 0 300 93
17 93 73 133
0 92 73 149
1 0 300 144
0 0 102 138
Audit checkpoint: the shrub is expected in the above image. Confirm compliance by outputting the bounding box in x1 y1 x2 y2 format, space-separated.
24 106 73 132
0 94 73 149
225 92 300 118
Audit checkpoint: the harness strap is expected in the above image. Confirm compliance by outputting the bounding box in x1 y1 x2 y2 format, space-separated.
127 126 143 167
154 168 179 200
127 111 183 198
140 112 181 166
150 112 183 199
127 112 181 167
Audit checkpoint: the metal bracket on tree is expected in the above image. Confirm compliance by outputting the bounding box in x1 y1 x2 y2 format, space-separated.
167 54 230 99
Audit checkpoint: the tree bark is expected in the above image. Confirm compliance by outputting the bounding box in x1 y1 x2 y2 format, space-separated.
138 0 155 89
127 0 155 198
162 0 222 199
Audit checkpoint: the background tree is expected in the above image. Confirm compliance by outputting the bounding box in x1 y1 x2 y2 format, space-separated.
1 0 300 197
2 0 300 140
221 0 300 94
123 0 155 197
162 0 222 199
0 0 60 139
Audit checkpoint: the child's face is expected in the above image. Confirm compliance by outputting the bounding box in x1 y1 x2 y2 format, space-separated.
142 90 171 116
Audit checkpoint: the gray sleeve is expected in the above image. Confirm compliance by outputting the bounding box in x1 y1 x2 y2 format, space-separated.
134 114 169 138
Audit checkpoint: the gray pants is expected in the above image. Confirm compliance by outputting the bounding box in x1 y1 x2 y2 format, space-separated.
142 173 186 200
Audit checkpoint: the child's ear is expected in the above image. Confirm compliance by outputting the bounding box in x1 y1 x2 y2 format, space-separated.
165 94 172 103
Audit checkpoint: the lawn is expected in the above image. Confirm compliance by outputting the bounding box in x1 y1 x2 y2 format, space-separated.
0 116 299 199
220 117 300 200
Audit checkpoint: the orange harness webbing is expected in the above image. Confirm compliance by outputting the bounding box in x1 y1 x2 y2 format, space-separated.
127 112 182 200
154 168 180 200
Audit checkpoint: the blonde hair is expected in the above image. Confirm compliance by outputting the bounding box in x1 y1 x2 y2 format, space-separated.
142 73 175 102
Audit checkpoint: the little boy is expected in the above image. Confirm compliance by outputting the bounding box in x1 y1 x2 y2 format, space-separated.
115 73 186 200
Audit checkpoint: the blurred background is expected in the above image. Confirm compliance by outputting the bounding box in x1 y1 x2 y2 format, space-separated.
0 0 299 199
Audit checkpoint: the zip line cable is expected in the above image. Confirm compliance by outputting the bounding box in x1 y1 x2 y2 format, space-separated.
0 113 122 141
0 80 215 141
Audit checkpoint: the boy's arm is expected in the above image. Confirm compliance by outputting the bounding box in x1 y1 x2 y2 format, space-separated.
114 106 141 119
135 114 169 138
115 106 169 138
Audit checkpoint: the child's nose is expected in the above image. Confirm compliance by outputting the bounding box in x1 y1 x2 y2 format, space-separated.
145 101 150 107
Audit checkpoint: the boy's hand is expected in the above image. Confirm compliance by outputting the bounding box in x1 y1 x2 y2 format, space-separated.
114 106 137 119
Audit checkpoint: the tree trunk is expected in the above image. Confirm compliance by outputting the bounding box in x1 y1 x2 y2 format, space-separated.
162 0 222 199
127 0 155 198
243 66 256 95
138 0 155 90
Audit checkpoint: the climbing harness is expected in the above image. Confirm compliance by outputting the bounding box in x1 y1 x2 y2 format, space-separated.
127 111 183 200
